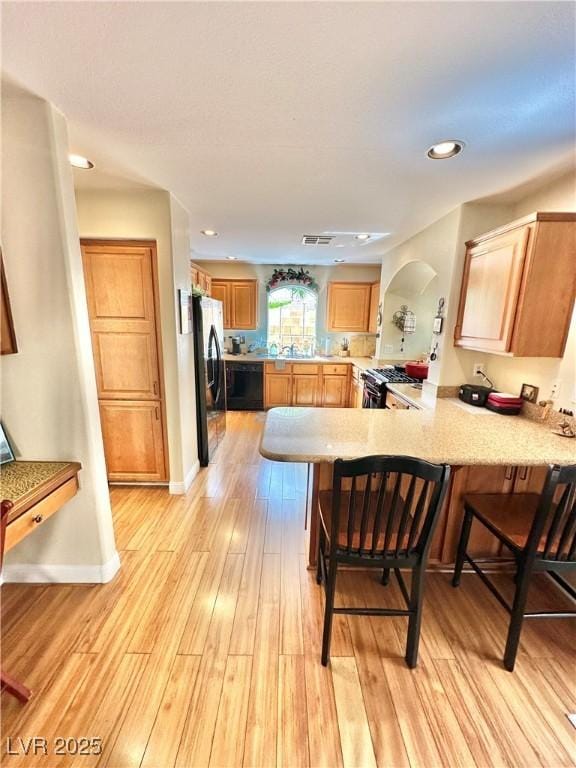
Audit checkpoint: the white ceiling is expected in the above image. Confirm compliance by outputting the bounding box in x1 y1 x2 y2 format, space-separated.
2 2 575 265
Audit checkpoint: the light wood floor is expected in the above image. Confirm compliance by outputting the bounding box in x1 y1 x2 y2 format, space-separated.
1 411 575 767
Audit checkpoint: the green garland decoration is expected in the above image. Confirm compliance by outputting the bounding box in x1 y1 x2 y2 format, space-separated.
266 267 318 293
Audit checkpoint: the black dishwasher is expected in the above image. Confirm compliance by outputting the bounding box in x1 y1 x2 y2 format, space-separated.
225 362 264 410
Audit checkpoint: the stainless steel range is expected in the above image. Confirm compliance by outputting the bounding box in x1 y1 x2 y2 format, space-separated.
361 367 420 408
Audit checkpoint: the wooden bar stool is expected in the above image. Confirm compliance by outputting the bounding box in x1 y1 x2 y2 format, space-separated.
452 463 576 671
316 455 450 668
1 499 32 703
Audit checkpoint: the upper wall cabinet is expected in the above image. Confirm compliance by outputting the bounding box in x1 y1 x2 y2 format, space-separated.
369 281 381 334
211 278 258 330
454 212 576 357
190 263 212 296
327 282 374 332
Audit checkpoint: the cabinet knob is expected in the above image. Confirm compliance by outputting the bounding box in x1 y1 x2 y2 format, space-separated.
32 514 43 524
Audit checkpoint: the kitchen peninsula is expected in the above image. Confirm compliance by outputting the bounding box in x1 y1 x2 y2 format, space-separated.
260 401 576 566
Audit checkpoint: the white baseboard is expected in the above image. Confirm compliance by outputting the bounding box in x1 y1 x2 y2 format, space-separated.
169 460 200 495
2 551 121 585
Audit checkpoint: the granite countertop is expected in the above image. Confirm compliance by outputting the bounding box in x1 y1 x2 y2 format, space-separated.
223 353 386 370
259 404 576 467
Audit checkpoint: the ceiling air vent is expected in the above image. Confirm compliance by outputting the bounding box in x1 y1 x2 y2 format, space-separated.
301 235 334 246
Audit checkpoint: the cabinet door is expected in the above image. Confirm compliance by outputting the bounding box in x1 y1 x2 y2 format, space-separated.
211 281 231 328
99 400 166 481
231 281 258 329
322 375 348 407
455 227 529 352
265 374 292 408
190 267 199 288
327 283 372 332
349 380 363 409
82 244 161 400
355 381 364 409
292 374 318 406
205 275 212 297
513 465 548 493
386 391 410 410
369 282 381 334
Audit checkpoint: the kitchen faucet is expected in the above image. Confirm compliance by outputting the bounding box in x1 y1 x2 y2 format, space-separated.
281 344 298 357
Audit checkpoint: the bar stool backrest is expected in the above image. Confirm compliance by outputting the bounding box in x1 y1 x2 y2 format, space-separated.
332 455 450 559
530 464 576 562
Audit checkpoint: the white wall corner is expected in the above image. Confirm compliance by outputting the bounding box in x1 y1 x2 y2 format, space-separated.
169 460 200 495
2 550 121 585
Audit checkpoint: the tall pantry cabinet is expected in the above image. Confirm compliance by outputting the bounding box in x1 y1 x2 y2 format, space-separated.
81 240 168 482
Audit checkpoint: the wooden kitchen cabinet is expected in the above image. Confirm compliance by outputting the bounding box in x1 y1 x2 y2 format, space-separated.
99 400 167 482
190 263 212 296
327 282 372 332
264 363 350 408
454 212 576 357
264 373 292 408
369 282 381 334
82 240 168 482
211 278 258 330
386 391 411 410
321 375 349 407
231 281 258 328
292 374 319 406
349 366 364 408
210 281 230 326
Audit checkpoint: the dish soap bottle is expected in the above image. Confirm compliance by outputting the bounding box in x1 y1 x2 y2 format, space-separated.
269 342 278 357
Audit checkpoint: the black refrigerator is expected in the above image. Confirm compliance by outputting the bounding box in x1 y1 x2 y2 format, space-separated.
192 296 227 466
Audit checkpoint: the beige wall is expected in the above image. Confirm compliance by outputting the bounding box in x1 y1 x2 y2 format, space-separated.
1 93 118 580
377 169 575 405
170 195 199 486
376 206 470 384
195 261 381 356
75 189 199 491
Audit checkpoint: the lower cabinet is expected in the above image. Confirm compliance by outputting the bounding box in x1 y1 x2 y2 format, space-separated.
322 375 349 407
264 363 350 408
349 365 364 408
264 374 292 407
99 400 167 482
292 374 319 406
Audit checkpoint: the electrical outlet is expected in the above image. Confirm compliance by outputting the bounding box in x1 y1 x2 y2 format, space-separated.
550 380 561 400
383 344 393 354
473 362 485 377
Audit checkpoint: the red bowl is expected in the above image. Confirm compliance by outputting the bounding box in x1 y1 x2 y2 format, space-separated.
405 361 429 380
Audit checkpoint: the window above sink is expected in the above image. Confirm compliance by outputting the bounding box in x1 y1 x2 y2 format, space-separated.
267 286 317 357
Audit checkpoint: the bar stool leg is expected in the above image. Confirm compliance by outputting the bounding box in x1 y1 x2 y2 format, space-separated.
321 557 338 666
504 563 531 671
405 566 425 668
453 507 473 587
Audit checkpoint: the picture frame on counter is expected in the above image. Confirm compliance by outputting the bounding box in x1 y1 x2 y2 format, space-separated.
0 422 15 465
520 383 539 403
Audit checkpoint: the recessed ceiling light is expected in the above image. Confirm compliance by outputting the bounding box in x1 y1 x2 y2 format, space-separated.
69 153 94 169
226 256 238 260
334 258 346 263
201 229 218 237
427 140 464 159
355 233 371 241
